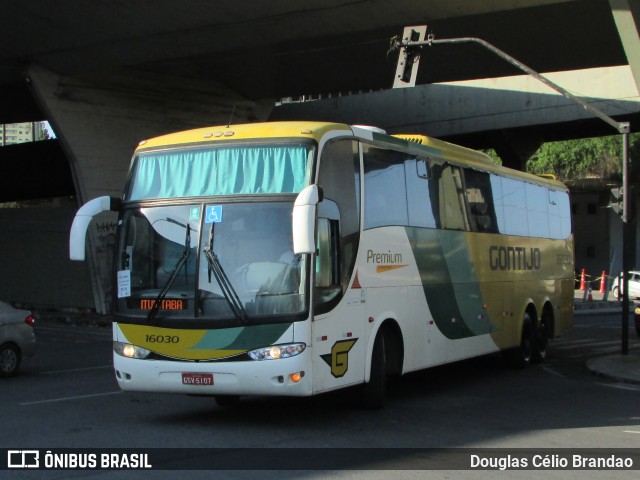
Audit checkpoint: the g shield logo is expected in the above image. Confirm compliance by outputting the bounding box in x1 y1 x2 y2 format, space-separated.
321 339 358 378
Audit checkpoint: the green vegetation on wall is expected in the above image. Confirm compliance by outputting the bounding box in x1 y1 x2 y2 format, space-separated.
526 134 640 182
484 133 640 182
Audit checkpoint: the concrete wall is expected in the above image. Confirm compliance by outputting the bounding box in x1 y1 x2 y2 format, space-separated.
572 190 640 289
0 206 94 310
572 192 611 282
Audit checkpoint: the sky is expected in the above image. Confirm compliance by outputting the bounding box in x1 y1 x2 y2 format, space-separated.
43 121 56 139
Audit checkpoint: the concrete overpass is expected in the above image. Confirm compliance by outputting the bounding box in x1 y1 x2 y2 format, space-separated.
273 65 640 169
0 0 639 311
2 0 639 201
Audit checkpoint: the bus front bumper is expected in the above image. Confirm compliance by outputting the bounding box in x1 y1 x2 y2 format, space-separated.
113 351 313 397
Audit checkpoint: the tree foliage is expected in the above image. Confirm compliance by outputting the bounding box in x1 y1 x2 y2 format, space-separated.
525 133 640 182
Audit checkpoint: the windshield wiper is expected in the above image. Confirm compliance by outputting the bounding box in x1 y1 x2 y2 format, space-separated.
204 222 247 323
147 220 191 322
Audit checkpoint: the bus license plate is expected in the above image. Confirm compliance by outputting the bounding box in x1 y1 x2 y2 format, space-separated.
182 373 213 386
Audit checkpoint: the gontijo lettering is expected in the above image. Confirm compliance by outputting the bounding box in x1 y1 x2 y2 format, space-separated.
489 246 541 271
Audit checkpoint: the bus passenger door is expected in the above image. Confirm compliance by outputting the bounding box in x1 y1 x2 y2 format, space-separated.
311 215 366 394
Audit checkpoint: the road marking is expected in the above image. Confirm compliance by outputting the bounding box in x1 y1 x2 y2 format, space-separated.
36 325 112 338
555 338 597 343
597 382 640 392
20 391 123 406
624 430 640 434
541 366 565 377
41 365 112 375
554 340 619 351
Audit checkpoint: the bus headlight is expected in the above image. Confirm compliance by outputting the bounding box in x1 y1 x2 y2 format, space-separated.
248 343 305 361
113 341 151 359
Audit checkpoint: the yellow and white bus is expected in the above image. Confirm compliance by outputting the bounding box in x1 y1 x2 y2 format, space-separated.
70 121 573 407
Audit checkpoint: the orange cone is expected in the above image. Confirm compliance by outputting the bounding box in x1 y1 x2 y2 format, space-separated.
599 271 606 294
580 269 586 290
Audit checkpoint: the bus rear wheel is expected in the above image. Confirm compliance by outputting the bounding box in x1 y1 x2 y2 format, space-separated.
506 312 534 369
361 332 386 409
533 320 549 363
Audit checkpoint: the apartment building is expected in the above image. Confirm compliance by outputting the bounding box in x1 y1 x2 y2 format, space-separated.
0 122 45 145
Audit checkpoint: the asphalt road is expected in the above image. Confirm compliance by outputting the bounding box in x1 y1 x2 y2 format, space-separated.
2 312 639 479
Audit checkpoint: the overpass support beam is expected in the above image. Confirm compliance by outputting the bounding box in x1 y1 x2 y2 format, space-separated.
489 130 543 171
272 66 640 141
27 65 273 313
610 0 640 93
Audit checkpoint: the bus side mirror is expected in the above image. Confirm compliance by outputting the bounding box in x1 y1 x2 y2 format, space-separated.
292 185 320 255
69 196 120 261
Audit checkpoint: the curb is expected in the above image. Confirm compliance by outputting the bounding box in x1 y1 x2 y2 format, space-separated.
585 354 640 385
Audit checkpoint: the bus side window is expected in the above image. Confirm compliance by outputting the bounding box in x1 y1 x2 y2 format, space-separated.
464 169 498 234
363 146 409 228
406 158 437 228
438 164 469 231
548 188 572 239
525 183 550 237
499 177 529 236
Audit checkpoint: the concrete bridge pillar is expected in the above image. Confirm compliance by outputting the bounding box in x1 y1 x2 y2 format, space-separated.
610 0 640 94
489 130 544 171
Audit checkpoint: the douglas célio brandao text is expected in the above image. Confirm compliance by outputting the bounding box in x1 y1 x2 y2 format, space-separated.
470 453 635 470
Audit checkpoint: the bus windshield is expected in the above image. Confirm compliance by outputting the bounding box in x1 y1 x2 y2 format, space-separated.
126 143 314 200
114 200 307 324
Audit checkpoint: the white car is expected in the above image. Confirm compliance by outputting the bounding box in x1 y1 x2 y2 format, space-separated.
0 301 36 377
610 271 640 300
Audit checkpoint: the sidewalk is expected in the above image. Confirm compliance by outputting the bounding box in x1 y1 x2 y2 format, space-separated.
574 289 640 385
573 288 624 313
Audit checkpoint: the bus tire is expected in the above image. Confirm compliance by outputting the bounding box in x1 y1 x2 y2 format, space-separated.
506 312 534 369
215 395 240 407
361 332 386 409
533 319 548 363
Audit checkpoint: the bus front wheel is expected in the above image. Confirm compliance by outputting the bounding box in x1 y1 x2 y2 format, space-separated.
361 332 386 409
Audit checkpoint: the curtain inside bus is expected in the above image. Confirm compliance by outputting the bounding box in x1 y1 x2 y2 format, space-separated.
128 145 312 200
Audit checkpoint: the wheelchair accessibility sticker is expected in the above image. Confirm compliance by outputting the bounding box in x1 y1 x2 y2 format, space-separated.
205 205 222 223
